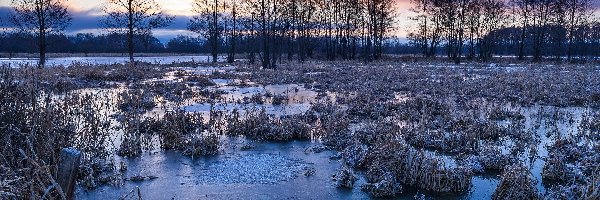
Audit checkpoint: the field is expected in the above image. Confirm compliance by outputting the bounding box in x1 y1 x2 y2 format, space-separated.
1 59 599 199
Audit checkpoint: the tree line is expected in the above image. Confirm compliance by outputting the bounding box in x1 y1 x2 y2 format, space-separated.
0 33 165 56
409 0 599 63
0 33 412 56
1 0 598 67
187 0 396 68
3 0 395 67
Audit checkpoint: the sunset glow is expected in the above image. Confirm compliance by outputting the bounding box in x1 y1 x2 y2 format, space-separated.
0 0 416 40
6 0 412 16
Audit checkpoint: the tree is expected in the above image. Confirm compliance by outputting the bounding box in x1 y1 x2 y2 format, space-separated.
243 0 280 69
295 0 317 61
166 35 204 53
478 0 506 60
226 0 238 63
189 0 225 63
72 33 96 56
511 0 533 60
240 5 258 64
10 0 71 67
562 0 595 61
530 0 554 61
409 0 443 58
102 0 173 65
367 0 395 60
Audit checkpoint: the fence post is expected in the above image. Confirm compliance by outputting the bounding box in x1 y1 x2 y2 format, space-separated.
57 148 81 200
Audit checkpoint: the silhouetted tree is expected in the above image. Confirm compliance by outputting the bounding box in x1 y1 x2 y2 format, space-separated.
226 1 238 63
477 0 506 60
102 0 173 64
510 0 534 60
166 35 204 53
189 0 224 63
10 0 71 67
562 0 595 61
243 0 278 68
72 33 96 56
409 0 443 58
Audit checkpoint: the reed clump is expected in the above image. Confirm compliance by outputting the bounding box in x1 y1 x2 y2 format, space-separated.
224 108 312 141
0 67 114 198
359 140 473 195
492 165 539 200
332 166 357 189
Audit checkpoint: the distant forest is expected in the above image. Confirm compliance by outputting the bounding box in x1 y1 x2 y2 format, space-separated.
2 24 599 60
0 33 418 56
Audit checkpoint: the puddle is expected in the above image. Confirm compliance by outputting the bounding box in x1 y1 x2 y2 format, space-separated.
178 66 238 76
217 84 317 103
212 79 233 86
182 82 318 118
0 56 228 67
184 102 312 118
468 175 500 199
196 153 305 184
76 140 370 200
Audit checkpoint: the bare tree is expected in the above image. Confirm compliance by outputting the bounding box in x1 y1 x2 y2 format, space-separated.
226 0 238 63
11 0 71 67
562 0 595 61
531 0 554 61
102 0 173 64
511 0 533 60
478 0 506 60
243 0 280 69
240 5 258 64
370 0 395 60
189 0 224 63
409 0 443 58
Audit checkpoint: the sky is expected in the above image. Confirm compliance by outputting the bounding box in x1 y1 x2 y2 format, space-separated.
0 0 438 43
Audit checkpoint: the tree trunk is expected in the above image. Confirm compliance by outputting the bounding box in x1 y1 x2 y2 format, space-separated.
228 3 236 63
212 0 218 63
518 5 528 61
128 0 135 65
39 31 46 67
261 0 270 69
38 4 46 68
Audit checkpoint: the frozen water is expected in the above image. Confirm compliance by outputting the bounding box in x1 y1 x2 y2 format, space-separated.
196 153 306 184
184 102 312 117
0 56 226 67
76 141 370 200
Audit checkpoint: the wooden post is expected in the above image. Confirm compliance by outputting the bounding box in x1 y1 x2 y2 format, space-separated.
57 148 81 200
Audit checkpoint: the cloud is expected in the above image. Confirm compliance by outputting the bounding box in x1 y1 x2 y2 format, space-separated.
0 7 12 28
165 15 192 30
69 9 104 31
0 6 196 43
153 29 199 42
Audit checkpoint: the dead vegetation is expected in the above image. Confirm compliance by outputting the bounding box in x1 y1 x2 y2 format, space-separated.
332 166 357 189
492 165 539 200
2 60 600 198
232 61 599 198
0 67 114 198
223 108 312 141
0 62 224 197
